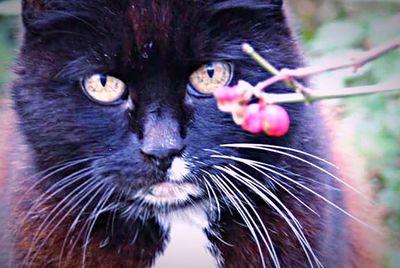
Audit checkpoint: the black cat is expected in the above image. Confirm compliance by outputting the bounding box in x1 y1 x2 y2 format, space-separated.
0 0 379 267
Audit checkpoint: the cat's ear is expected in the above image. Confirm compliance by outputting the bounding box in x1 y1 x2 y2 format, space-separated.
21 0 47 30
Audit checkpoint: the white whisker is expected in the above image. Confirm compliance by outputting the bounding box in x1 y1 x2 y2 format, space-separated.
24 178 105 267
202 176 222 221
221 144 336 167
81 186 115 268
217 172 281 268
205 172 269 268
214 146 369 200
17 156 102 204
215 154 376 232
219 143 369 199
215 165 323 268
228 164 319 216
59 181 112 263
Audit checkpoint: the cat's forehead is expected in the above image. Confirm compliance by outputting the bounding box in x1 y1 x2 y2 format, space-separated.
126 0 199 52
122 0 274 64
21 0 283 78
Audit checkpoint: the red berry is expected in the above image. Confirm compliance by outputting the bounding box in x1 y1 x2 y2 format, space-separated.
261 104 290 137
241 103 263 134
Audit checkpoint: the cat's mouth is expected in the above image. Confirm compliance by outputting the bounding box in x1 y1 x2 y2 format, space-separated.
136 182 203 207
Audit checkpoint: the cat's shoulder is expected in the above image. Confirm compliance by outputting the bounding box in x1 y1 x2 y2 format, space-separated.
0 98 14 192
320 103 385 267
0 97 16 265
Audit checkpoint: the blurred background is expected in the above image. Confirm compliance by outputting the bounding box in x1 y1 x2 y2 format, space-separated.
0 0 399 266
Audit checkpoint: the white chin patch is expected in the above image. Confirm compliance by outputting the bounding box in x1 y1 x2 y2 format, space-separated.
142 182 202 206
154 207 219 268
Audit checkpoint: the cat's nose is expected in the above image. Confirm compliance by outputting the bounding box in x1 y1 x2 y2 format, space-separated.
141 142 184 171
139 105 185 171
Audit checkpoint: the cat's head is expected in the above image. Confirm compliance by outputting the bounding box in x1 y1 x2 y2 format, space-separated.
13 0 322 220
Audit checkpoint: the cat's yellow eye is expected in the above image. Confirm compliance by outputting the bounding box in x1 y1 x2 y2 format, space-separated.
189 62 233 96
82 74 127 104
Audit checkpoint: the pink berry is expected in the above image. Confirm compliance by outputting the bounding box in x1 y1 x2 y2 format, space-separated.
214 81 253 113
241 103 263 134
232 105 246 125
261 104 290 137
214 85 242 103
214 86 242 112
236 80 254 102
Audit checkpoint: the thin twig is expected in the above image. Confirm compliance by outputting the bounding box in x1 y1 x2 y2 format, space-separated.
260 80 400 104
242 43 313 101
240 38 400 105
244 37 400 92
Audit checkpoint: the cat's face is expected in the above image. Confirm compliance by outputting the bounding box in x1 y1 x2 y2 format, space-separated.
13 0 309 219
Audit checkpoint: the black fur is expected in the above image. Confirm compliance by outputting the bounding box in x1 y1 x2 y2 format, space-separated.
9 0 348 267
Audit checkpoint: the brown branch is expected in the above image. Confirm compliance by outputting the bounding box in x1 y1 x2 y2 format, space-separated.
243 37 400 93
259 80 400 104
240 38 400 105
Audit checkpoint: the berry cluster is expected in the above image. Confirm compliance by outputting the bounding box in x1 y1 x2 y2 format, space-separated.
213 81 290 137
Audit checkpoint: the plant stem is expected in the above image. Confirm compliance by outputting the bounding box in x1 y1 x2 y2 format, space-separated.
261 81 400 104
241 38 400 105
242 43 314 101
245 37 400 91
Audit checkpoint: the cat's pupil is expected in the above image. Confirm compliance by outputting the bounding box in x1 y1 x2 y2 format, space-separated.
99 74 107 87
206 63 215 78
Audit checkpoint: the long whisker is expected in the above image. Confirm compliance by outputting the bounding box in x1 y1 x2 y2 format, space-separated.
215 165 322 268
24 178 104 267
228 164 319 216
58 181 112 264
202 175 222 221
211 178 267 268
221 143 336 167
81 186 115 268
45 10 105 36
17 156 101 204
26 167 93 213
219 144 368 198
17 168 94 236
202 170 271 268
110 191 124 237
250 161 340 190
215 154 376 231
63 183 109 264
201 177 214 211
218 172 281 268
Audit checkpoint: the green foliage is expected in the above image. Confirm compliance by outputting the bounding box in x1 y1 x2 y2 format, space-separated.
0 16 16 96
303 6 400 267
309 20 365 53
0 0 19 16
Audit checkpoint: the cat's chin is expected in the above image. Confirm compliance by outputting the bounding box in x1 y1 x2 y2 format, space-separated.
135 182 203 209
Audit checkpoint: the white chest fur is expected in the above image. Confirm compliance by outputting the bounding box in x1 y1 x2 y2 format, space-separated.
154 207 218 268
